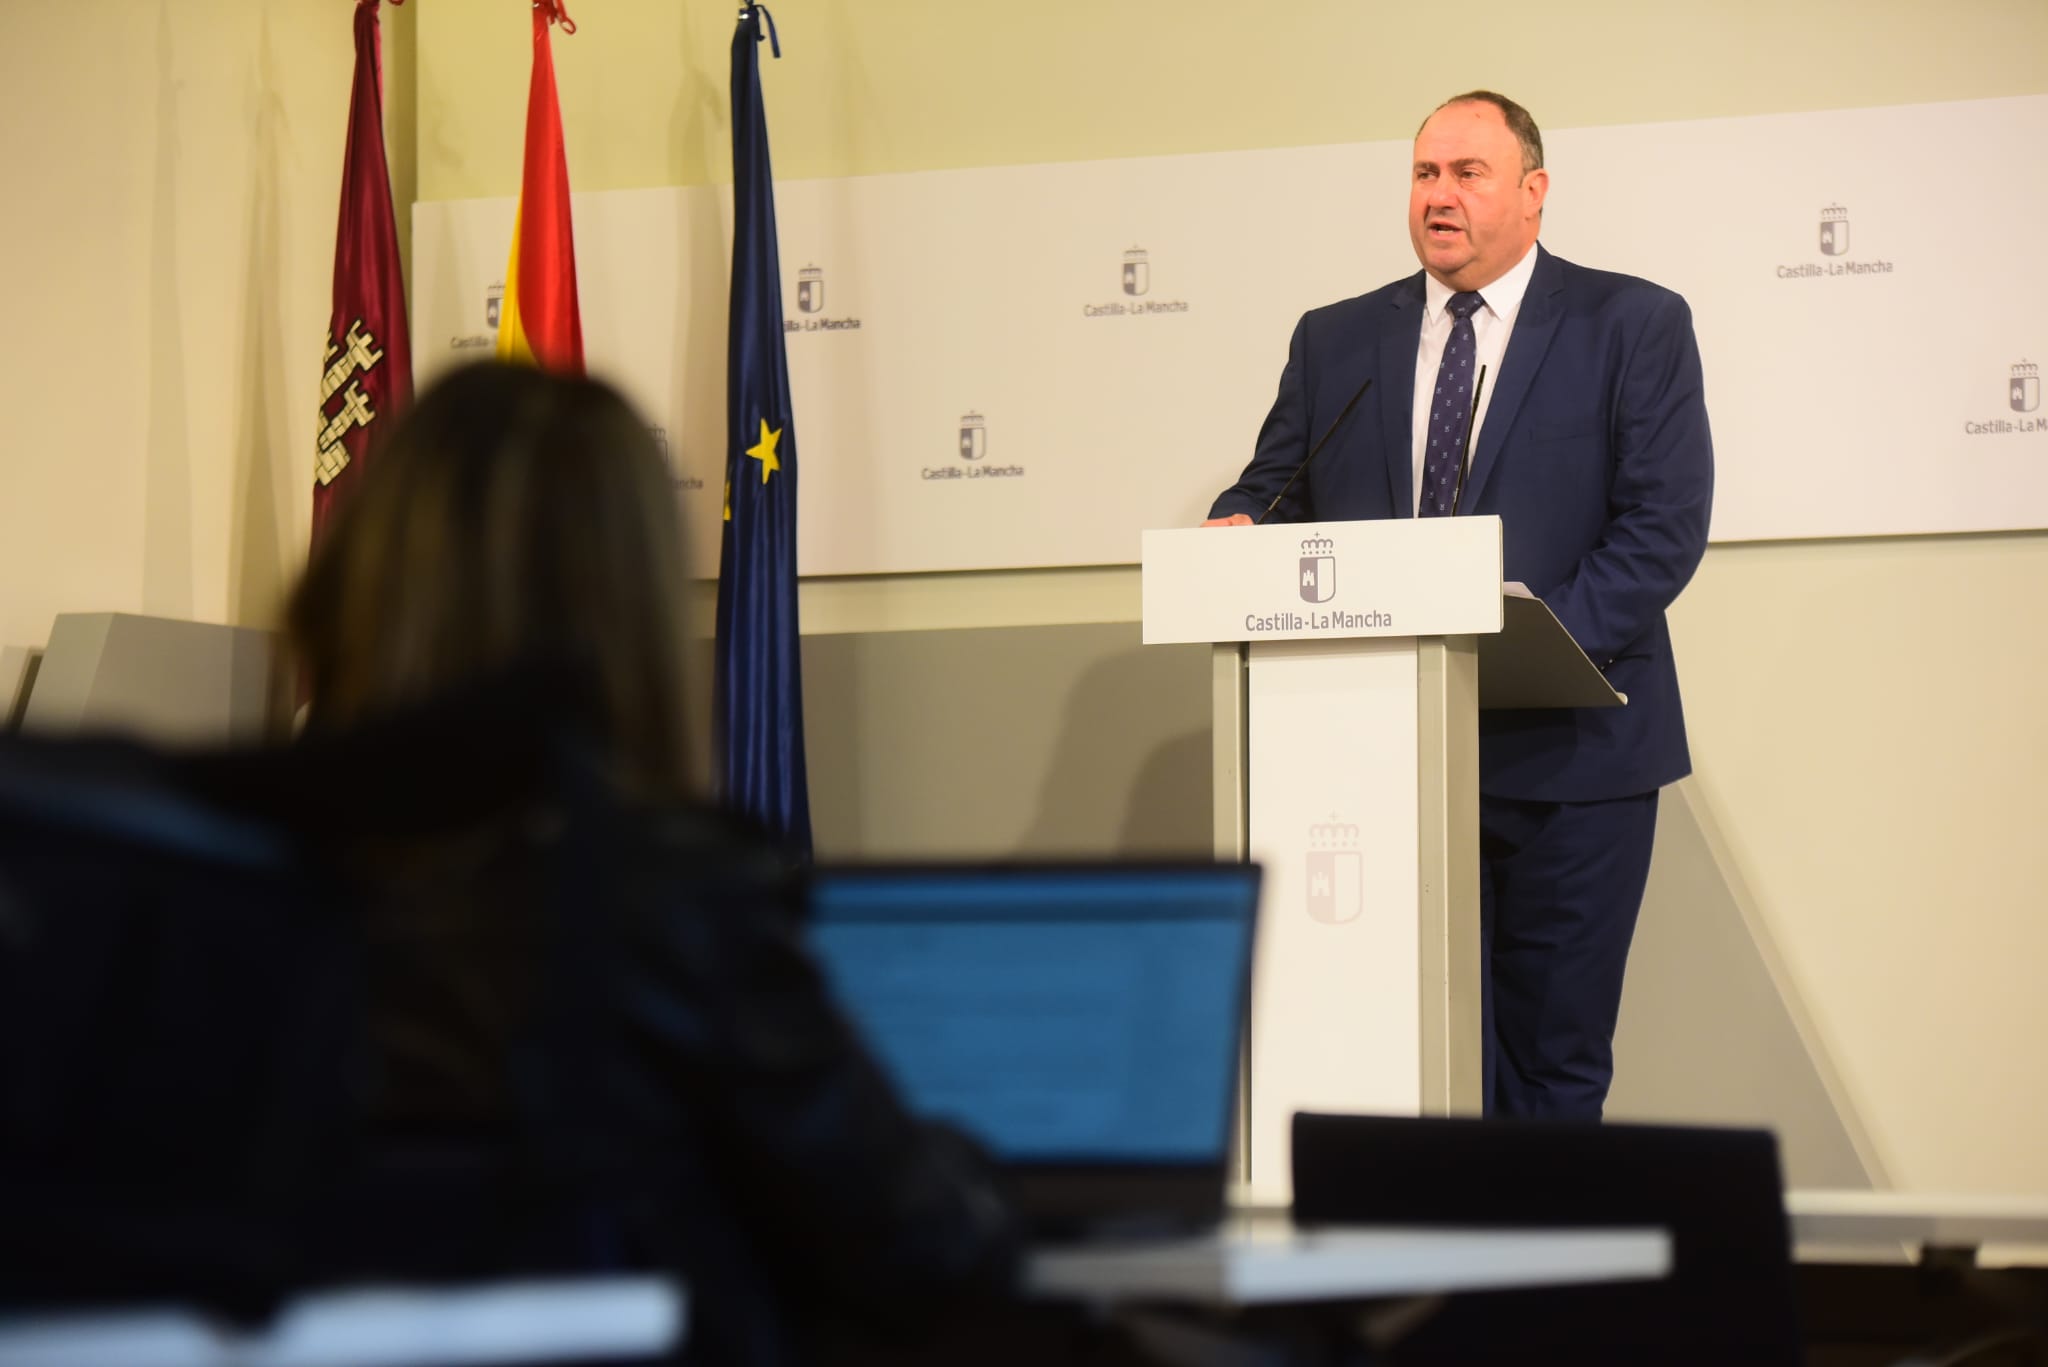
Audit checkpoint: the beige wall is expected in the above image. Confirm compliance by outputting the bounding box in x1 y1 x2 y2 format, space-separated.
1 1 354 651
410 0 2048 194
1638 535 2048 1190
8 0 2047 1192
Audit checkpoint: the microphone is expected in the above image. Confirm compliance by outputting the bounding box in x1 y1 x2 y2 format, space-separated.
1254 375 1374 525
1447 364 1488 517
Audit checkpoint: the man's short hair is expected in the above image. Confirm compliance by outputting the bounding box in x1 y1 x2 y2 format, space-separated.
1423 91 1544 178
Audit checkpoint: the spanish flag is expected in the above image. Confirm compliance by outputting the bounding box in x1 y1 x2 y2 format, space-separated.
495 1 583 375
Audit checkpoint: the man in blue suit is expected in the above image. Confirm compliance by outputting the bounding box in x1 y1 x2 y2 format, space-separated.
1207 92 1713 1119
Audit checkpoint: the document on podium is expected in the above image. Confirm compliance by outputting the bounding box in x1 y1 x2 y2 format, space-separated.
1477 584 1625 710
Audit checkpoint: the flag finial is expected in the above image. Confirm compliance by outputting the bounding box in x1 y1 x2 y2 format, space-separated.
739 4 781 59
535 1 576 35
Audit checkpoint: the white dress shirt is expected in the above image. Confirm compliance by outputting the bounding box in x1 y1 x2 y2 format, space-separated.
1409 242 1540 516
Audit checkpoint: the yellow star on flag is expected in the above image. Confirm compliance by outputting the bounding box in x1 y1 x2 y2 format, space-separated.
745 419 783 485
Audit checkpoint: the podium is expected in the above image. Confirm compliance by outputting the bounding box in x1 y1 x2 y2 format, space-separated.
1141 517 1619 1195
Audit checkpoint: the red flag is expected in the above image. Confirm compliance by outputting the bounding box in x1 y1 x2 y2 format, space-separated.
315 0 412 546
495 1 584 375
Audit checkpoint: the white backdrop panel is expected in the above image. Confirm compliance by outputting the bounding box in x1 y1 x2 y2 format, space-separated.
1545 96 2048 542
413 95 2048 576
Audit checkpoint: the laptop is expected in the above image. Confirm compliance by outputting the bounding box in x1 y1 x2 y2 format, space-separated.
807 861 1261 1242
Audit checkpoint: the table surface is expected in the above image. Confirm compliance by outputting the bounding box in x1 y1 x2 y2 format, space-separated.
1037 1186 2048 1309
16 1190 2043 1361
1787 1188 2048 1251
1025 1213 1671 1306
0 1277 684 1367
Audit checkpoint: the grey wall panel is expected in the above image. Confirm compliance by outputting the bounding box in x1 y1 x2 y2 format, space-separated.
1609 781 1879 1190
802 622 1212 859
783 620 1874 1186
20 613 278 745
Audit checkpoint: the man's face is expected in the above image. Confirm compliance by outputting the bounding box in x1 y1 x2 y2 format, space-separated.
1408 101 1548 292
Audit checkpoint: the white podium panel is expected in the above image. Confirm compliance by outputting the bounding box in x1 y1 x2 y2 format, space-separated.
1144 519 1507 1201
1141 519 1502 645
1245 638 1422 1194
1142 517 1615 1203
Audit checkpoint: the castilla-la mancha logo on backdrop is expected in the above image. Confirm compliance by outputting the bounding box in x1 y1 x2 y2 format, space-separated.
1299 536 1336 604
2013 361 2040 414
797 264 824 314
1085 246 1188 318
1307 819 1363 925
958 412 987 462
1776 202 1890 280
447 283 502 355
920 410 1022 482
1819 204 1849 257
1122 247 1149 297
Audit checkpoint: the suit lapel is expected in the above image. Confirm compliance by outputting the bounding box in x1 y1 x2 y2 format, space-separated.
1379 273 1426 516
1461 245 1564 513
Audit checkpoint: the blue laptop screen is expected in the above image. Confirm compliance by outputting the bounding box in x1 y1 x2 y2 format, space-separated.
807 866 1257 1165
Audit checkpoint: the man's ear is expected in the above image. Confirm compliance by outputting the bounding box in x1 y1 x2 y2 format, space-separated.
1523 167 1551 220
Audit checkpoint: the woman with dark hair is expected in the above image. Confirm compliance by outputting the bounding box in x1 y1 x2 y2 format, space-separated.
288 362 1020 1366
291 361 694 794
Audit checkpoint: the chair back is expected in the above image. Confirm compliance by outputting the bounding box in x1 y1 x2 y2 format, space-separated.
0 735 361 1316
1292 1111 1801 1365
0 675 643 1314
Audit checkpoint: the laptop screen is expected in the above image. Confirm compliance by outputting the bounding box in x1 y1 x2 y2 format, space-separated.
808 864 1259 1168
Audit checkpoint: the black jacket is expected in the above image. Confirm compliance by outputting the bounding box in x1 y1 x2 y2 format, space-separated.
0 679 1019 1366
342 792 1022 1366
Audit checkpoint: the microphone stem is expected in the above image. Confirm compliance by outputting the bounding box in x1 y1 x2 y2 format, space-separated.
1255 376 1374 525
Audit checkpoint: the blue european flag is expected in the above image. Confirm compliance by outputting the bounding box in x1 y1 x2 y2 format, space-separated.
716 4 811 854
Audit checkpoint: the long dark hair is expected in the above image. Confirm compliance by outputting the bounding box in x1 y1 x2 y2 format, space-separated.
289 362 692 797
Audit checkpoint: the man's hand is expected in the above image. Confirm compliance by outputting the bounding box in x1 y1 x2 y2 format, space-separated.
1202 514 1254 527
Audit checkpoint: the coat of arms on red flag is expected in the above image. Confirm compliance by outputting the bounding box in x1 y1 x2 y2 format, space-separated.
314 0 411 546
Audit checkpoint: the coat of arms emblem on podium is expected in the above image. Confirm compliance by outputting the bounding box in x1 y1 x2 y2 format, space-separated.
1307 819 1363 924
1299 535 1336 604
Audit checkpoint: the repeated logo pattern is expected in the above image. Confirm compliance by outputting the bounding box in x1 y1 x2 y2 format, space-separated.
1122 247 1150 297
958 412 987 462
1820 204 1850 257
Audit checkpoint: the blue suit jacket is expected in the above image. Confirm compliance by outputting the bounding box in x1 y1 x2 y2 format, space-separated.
1210 246 1714 802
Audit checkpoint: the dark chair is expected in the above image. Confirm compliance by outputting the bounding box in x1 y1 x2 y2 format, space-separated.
1291 1110 1802 1366
0 733 362 1319
0 680 688 1362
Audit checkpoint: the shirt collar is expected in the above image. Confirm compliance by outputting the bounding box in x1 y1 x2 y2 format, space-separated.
1423 240 1540 324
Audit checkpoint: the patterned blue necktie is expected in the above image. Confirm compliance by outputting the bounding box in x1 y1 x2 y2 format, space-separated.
1419 290 1485 517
